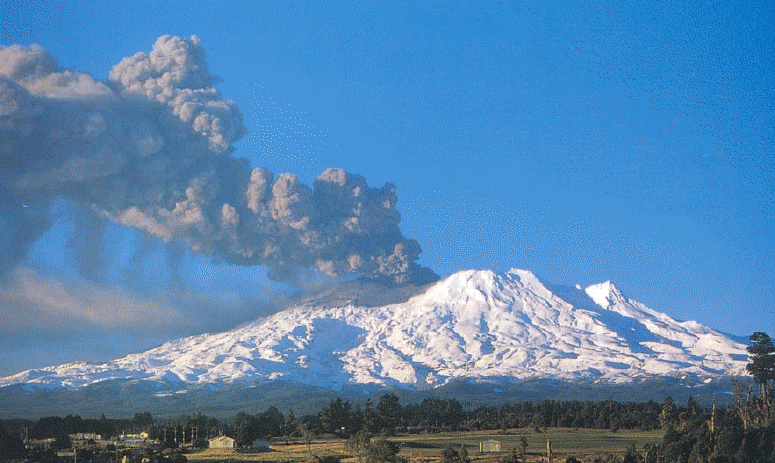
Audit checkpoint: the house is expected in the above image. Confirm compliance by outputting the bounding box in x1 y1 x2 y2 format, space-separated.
479 439 501 453
208 436 236 449
70 433 102 441
121 433 146 445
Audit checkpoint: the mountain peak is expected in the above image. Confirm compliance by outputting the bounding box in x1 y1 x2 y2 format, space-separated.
585 280 625 308
505 268 546 286
0 268 748 393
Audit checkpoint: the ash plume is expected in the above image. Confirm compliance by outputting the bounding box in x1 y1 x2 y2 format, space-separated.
0 35 437 285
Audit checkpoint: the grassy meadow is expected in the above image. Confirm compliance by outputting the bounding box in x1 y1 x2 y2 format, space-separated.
186 428 664 463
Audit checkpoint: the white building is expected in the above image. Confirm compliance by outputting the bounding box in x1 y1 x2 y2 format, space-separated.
70 433 102 441
121 433 146 445
208 436 236 449
479 440 501 453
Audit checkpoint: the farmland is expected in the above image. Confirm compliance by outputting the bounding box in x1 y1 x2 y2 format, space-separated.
186 428 664 463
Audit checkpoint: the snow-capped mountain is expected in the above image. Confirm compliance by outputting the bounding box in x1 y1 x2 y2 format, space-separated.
0 269 749 392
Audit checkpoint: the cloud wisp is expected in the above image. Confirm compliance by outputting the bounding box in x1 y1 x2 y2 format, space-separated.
0 267 191 332
0 35 437 286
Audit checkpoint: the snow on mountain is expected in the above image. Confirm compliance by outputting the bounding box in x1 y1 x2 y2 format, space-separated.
0 269 749 391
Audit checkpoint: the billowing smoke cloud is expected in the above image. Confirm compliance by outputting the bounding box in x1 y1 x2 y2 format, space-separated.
0 35 437 285
0 36 434 283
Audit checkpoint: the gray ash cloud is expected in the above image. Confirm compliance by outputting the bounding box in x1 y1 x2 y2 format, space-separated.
0 35 437 285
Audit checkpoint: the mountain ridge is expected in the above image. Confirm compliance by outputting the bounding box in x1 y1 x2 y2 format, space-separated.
0 268 749 395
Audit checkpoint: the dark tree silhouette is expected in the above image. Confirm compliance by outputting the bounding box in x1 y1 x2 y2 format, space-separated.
376 394 402 435
0 423 26 460
747 332 775 402
441 444 470 463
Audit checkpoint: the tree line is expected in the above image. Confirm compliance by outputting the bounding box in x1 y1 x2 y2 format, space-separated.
0 395 671 450
2 331 775 462
0 390 765 460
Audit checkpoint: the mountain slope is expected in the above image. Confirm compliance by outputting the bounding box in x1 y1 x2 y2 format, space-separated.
0 269 749 392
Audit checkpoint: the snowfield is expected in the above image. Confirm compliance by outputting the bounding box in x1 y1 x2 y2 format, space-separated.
0 269 749 391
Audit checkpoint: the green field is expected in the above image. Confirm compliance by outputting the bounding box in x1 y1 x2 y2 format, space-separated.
186 428 663 463
397 428 662 459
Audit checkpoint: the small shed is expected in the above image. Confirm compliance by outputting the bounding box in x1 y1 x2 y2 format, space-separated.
209 436 236 449
479 439 501 453
252 439 272 450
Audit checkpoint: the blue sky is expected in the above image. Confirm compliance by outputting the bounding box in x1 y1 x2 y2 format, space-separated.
1 0 773 375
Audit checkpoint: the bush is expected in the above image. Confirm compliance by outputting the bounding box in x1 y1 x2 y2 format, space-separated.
366 439 404 463
441 444 470 463
307 456 341 463
497 448 520 463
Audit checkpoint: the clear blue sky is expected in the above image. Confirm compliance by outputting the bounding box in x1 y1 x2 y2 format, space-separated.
1 0 773 375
